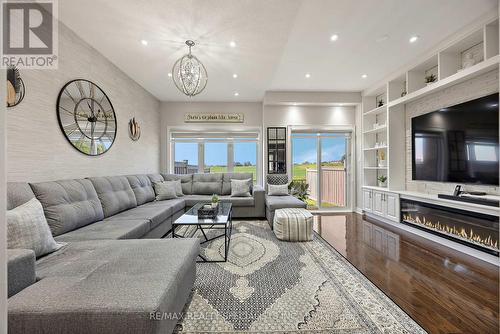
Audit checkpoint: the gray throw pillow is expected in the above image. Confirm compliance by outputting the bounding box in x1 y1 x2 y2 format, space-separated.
268 183 289 196
173 179 183 197
7 198 65 258
153 181 178 200
231 178 252 197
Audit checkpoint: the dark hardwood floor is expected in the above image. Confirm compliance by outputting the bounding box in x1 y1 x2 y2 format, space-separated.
313 213 499 334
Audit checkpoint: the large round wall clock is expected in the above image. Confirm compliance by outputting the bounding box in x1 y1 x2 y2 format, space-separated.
56 79 116 156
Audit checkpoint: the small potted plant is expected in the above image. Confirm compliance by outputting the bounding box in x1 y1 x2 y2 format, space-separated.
377 175 387 188
425 74 437 86
211 194 219 208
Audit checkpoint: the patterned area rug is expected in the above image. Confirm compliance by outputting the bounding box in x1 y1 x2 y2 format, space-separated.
174 220 426 333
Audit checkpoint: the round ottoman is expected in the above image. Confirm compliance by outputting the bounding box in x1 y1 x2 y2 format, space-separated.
273 208 313 241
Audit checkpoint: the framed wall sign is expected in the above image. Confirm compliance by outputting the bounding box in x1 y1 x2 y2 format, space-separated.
184 113 244 123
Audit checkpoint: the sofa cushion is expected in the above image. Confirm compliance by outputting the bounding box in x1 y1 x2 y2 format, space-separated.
268 183 289 196
153 181 178 201
7 182 35 210
230 178 252 197
192 173 222 195
145 198 185 215
126 175 155 206
8 249 36 298
183 195 213 207
162 174 193 195
219 196 254 207
105 199 183 230
30 179 104 236
7 198 65 258
9 239 199 334
265 194 307 211
88 176 138 218
222 172 253 195
54 219 150 242
147 173 164 184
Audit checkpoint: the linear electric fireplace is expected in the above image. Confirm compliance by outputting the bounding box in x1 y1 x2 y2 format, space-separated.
400 199 499 256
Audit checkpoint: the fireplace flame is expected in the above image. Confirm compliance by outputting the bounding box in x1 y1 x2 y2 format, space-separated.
403 214 499 251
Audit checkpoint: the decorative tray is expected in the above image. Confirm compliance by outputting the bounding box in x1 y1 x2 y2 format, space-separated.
197 203 218 219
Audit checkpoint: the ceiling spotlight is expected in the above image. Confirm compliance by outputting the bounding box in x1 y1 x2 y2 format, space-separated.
305 73 311 78
361 74 367 79
229 41 237 48
232 73 238 78
141 39 148 46
330 34 339 41
409 35 419 43
167 72 172 77
234 92 239 96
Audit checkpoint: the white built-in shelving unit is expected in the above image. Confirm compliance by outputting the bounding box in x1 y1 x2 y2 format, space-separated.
362 15 499 193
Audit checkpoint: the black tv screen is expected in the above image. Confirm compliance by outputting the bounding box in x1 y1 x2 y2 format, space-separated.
412 93 499 186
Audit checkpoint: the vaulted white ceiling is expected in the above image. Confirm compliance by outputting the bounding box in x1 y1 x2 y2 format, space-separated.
59 0 497 102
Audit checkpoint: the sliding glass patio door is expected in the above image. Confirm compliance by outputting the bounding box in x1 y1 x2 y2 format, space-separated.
292 131 351 210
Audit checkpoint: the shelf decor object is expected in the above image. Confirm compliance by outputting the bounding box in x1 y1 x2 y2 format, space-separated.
128 117 141 141
172 40 208 97
6 66 25 108
362 15 499 193
267 127 287 174
56 79 117 156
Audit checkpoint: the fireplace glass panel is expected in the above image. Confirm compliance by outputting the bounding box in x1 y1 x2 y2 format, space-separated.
400 199 499 255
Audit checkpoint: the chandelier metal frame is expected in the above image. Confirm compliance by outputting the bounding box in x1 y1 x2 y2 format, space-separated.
171 40 208 97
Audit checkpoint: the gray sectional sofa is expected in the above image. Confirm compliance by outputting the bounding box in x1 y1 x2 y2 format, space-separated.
6 172 269 334
7 171 304 333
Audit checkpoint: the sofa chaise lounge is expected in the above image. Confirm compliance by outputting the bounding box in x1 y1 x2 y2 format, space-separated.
7 172 304 333
6 172 270 334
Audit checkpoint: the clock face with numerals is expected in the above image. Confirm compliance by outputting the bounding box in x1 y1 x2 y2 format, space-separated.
57 79 116 156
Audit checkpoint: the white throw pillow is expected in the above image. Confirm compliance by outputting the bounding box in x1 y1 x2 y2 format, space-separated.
230 178 252 197
7 198 65 258
173 179 183 197
268 183 289 196
154 181 178 200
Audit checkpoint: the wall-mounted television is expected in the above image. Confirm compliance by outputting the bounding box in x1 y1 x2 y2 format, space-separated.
412 93 499 186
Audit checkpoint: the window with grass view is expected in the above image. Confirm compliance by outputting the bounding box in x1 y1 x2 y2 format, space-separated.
292 132 349 209
205 142 228 173
171 133 259 182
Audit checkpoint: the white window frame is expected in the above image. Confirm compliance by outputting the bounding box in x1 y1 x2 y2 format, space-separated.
169 131 261 184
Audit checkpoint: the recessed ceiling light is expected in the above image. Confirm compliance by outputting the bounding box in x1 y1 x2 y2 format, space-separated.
305 73 311 78
229 41 237 48
361 74 367 79
234 92 239 96
409 35 419 43
167 72 172 77
330 34 339 41
232 73 238 78
141 39 148 46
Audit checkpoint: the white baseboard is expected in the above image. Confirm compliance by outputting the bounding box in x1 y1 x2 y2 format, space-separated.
364 212 500 267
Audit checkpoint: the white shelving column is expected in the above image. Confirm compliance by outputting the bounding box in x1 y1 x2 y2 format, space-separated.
362 86 388 189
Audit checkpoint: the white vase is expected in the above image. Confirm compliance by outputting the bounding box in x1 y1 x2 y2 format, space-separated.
378 181 386 188
378 159 386 167
211 202 218 208
463 52 475 69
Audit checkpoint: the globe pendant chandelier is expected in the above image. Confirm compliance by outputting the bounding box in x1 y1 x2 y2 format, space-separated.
172 40 208 97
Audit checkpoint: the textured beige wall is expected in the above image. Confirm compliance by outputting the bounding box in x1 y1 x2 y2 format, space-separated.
405 70 499 195
159 102 263 172
6 22 161 183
